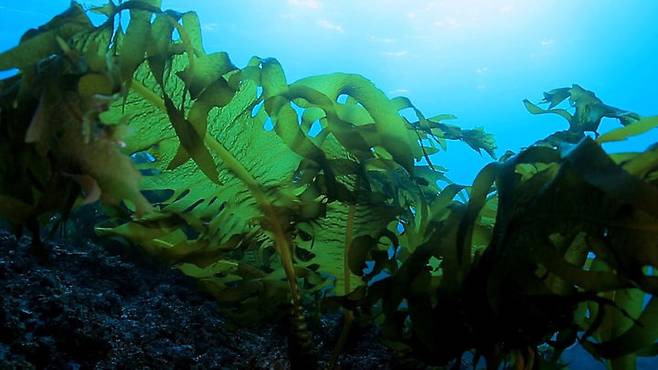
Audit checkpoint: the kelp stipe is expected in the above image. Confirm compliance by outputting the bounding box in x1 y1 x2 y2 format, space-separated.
0 2 657 369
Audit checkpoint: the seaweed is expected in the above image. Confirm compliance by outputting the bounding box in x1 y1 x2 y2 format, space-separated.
523 84 641 147
0 2 657 369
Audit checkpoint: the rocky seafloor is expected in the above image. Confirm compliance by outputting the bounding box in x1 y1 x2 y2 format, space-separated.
0 229 431 370
6 226 651 370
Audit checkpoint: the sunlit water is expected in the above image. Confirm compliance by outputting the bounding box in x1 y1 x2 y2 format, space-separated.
2 0 656 183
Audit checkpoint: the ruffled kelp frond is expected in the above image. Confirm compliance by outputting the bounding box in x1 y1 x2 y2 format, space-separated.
523 84 641 147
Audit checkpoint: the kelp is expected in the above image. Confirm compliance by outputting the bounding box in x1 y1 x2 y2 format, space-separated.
361 122 658 369
0 2 151 258
523 84 641 147
1 2 657 369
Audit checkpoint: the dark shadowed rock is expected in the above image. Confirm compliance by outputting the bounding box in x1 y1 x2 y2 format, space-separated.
0 230 431 369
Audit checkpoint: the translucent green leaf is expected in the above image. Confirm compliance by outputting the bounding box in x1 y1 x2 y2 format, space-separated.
596 115 658 143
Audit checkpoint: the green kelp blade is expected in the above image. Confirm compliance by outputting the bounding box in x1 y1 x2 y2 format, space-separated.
525 85 641 142
542 87 571 108
424 117 497 158
110 41 307 309
0 4 92 71
284 84 374 154
568 84 640 128
296 200 399 295
564 138 658 217
293 73 418 172
429 184 466 220
523 99 573 123
119 2 154 83
187 78 236 136
260 58 328 161
266 95 328 162
389 96 437 162
176 12 237 98
147 13 175 86
535 244 627 292
600 287 645 370
621 146 658 180
585 296 658 359
456 162 499 266
178 260 239 279
596 115 658 144
163 96 221 184
89 2 116 17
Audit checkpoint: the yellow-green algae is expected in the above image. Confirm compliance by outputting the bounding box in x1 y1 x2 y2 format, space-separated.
0 1 657 369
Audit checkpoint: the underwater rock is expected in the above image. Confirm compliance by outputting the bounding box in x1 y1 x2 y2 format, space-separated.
0 229 431 369
0 230 281 369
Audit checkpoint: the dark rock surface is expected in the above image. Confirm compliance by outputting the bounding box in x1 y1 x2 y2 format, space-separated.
0 230 412 370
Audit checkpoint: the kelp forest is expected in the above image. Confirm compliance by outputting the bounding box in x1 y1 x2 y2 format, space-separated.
0 1 657 369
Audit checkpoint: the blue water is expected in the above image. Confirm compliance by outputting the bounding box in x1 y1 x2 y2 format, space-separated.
1 1 657 368
1 1 656 184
